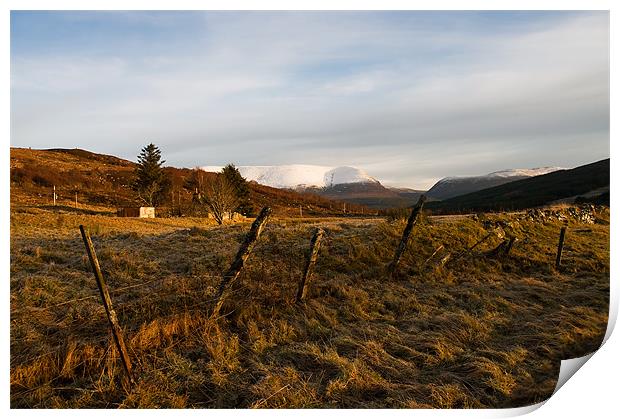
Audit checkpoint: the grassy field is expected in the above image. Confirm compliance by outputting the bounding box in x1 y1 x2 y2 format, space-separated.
10 203 609 408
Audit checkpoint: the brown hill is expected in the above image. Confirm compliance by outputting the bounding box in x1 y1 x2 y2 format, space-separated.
298 183 425 210
10 147 371 217
427 159 610 214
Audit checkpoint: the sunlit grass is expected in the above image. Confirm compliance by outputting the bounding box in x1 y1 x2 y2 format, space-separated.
10 206 609 408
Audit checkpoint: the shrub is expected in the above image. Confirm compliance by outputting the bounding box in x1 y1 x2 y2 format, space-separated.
10 168 29 185
32 174 53 187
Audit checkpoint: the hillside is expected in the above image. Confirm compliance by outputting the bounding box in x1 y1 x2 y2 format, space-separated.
307 182 413 210
427 159 610 214
426 167 562 201
9 148 371 217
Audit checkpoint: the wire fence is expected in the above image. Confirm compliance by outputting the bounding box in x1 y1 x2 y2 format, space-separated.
11 204 584 390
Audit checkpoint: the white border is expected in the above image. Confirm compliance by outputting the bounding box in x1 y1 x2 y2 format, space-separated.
2 1 615 418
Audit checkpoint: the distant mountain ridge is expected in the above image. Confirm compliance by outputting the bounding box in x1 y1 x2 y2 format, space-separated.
427 159 609 213
201 164 572 209
202 164 409 209
201 165 378 189
426 167 563 200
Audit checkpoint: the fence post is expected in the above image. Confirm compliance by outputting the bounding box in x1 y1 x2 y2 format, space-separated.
504 236 516 255
296 228 325 303
79 225 135 386
488 237 513 257
388 195 426 275
210 207 272 317
178 190 182 216
555 225 567 269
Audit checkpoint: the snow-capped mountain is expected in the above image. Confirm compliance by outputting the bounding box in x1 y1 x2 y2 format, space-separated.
427 167 563 201
201 165 378 189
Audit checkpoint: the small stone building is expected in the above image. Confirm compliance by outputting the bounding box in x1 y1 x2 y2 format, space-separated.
117 207 156 218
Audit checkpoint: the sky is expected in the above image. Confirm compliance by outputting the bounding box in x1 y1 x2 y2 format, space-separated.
10 11 609 189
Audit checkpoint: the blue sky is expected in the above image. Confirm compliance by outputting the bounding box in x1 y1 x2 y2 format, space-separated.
11 11 609 188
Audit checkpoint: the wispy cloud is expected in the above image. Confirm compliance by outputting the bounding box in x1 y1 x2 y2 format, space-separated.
11 11 609 188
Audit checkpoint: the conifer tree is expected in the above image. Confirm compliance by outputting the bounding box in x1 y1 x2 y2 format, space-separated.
132 143 171 206
221 163 254 216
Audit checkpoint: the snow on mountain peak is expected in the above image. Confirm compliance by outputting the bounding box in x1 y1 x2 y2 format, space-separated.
438 166 563 183
324 166 378 187
486 167 564 178
427 166 566 200
200 164 378 189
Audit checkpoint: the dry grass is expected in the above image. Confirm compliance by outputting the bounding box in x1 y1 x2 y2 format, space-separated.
10 206 609 408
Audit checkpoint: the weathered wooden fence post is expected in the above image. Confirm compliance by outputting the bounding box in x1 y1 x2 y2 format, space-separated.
555 225 567 269
210 206 272 317
388 195 426 275
79 225 135 386
488 235 516 257
296 228 325 303
504 236 516 255
178 190 182 216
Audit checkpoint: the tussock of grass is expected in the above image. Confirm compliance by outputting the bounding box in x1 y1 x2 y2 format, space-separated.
10 208 609 408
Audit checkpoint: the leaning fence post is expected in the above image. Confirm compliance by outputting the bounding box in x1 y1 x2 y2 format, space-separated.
79 225 135 386
488 236 514 257
296 228 325 303
388 195 426 275
210 207 272 317
555 224 567 269
504 236 516 255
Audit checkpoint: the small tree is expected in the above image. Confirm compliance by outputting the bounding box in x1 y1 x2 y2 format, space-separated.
132 143 171 206
221 163 254 216
203 175 240 225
